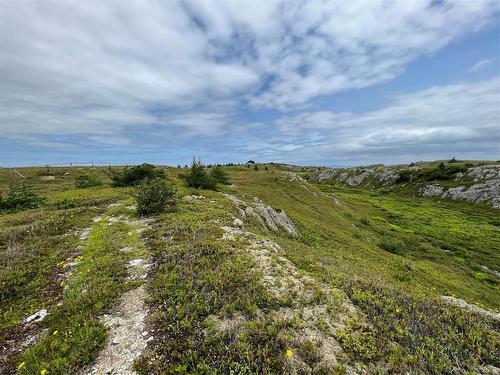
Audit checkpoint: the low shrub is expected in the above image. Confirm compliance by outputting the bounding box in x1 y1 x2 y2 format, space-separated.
378 236 405 254
344 280 499 373
423 163 467 181
136 178 177 216
336 317 378 361
181 159 217 190
209 166 230 185
75 175 102 188
360 217 370 225
53 198 78 209
0 183 44 213
107 163 164 187
396 169 413 183
397 163 468 183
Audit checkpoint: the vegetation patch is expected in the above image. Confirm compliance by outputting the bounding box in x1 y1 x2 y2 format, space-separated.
107 163 165 187
135 177 177 216
0 183 44 213
74 175 102 189
344 279 499 373
17 217 142 374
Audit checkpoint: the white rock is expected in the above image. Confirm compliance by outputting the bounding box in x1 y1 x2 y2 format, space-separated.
418 184 444 197
233 218 244 228
128 259 143 267
23 309 48 324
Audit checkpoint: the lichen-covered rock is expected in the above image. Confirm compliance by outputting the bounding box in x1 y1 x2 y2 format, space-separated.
418 184 444 197
254 203 297 236
443 180 500 208
467 165 500 182
310 167 397 185
222 193 298 236
441 296 500 322
232 218 244 228
346 170 372 186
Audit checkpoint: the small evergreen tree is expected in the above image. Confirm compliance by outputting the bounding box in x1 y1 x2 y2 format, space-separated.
210 166 230 185
181 158 217 190
254 164 259 171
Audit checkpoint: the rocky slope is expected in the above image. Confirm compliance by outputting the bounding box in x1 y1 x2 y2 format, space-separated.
309 164 500 208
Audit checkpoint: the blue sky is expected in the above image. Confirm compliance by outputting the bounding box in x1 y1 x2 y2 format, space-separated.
0 0 499 167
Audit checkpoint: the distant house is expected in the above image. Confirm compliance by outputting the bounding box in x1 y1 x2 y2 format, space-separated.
246 160 255 164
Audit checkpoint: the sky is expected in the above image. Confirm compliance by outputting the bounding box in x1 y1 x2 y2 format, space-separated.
0 0 499 167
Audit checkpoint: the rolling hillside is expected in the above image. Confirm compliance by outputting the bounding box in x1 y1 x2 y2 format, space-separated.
0 163 498 374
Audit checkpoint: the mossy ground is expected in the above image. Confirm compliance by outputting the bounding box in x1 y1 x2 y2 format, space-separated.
0 164 498 374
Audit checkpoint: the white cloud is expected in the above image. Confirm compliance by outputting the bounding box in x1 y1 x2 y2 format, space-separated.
253 78 500 164
468 58 496 72
0 0 498 160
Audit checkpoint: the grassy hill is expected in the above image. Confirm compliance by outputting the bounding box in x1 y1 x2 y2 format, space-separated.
0 164 498 374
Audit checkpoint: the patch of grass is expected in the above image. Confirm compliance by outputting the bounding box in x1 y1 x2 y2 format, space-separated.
0 208 97 330
344 279 499 373
209 165 231 185
75 175 102 188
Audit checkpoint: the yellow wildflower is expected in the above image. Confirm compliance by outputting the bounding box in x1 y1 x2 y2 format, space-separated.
41 369 47 375
286 348 293 358
53 330 58 335
396 308 401 313
17 362 26 369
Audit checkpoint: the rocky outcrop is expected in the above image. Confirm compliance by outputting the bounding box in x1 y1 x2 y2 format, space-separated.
442 180 500 208
312 164 500 208
418 184 444 197
467 165 500 182
222 194 298 236
418 165 500 208
310 167 398 186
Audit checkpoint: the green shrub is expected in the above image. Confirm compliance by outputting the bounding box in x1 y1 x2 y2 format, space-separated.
379 236 405 254
107 163 164 187
0 183 44 213
180 158 217 190
75 175 102 188
53 198 78 209
360 217 370 225
423 163 467 181
396 170 412 183
136 178 176 216
209 166 230 185
336 317 377 361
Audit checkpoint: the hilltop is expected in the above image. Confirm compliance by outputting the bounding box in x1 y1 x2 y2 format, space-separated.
0 162 498 374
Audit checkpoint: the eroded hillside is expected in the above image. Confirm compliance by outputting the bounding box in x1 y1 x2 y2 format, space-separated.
0 164 499 374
